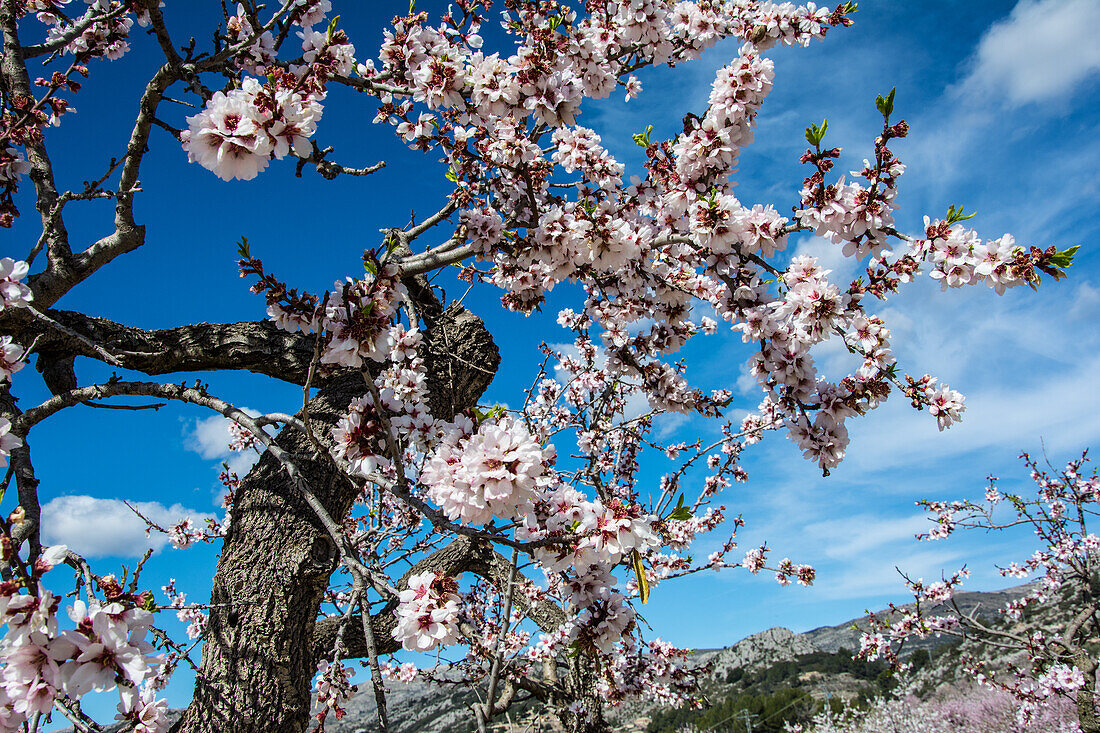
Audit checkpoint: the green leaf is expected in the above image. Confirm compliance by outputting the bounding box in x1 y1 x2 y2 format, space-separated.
631 549 650 605
804 118 828 147
1048 244 1080 269
632 124 654 148
668 492 692 520
876 88 896 119
237 236 251 259
408 0 416 14
326 15 340 42
364 260 377 276
445 167 458 182
945 204 977 224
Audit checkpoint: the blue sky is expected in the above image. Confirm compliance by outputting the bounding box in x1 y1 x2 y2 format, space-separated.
6 0 1100 722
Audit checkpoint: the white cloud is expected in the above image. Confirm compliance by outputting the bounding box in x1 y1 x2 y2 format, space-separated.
805 514 930 561
844 353 1100 476
959 0 1100 107
185 409 262 478
812 547 967 600
41 496 214 558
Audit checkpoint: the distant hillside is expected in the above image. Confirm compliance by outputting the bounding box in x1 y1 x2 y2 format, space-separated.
804 582 1038 654
59 582 1039 733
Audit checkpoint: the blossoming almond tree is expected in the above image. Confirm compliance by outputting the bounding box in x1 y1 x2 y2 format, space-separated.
860 452 1100 732
0 1 1080 732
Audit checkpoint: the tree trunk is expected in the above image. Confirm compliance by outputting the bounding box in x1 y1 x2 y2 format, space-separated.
173 302 498 733
559 657 611 733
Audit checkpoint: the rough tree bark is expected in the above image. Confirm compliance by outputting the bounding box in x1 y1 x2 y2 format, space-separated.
170 299 500 733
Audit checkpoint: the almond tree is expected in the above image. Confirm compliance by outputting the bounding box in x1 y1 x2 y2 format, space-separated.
861 452 1100 732
0 2 1080 733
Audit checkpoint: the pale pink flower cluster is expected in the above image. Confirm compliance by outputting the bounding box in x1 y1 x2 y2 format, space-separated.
0 551 166 731
1036 663 1086 697
331 392 389 478
162 580 206 641
736 256 883 469
563 591 635 654
42 0 135 60
0 418 20 468
600 638 705 708
914 377 965 431
320 268 407 367
774 557 815 587
115 685 169 733
379 660 417 683
742 546 768 573
422 416 554 525
0 260 32 311
920 222 1027 295
312 659 354 722
181 78 323 181
115 682 169 730
299 29 356 77
0 337 25 384
166 519 205 551
798 164 902 258
517 488 658 576
226 3 275 75
0 148 29 184
291 0 331 28
226 421 258 452
391 572 461 652
690 195 788 258
671 46 774 208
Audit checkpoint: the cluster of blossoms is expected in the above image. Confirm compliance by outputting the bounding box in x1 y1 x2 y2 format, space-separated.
161 581 206 641
0 260 31 312
0 546 168 732
0 147 30 226
41 1 138 61
165 519 206 551
861 453 1100 725
320 269 407 368
902 375 965 431
181 1 358 181
599 637 707 707
311 659 355 727
0 337 26 385
422 415 556 525
392 572 462 652
181 77 324 182
0 259 30 465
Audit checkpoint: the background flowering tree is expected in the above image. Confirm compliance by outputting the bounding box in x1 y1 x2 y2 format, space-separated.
861 452 1100 732
0 1 1081 733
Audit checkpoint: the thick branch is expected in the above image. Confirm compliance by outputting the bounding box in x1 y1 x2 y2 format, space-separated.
33 310 324 385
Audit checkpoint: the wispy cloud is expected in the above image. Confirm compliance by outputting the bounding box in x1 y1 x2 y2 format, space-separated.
805 513 930 562
41 496 213 558
957 0 1100 107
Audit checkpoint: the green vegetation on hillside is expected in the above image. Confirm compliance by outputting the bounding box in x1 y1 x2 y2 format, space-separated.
646 687 838 733
648 649 900 732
